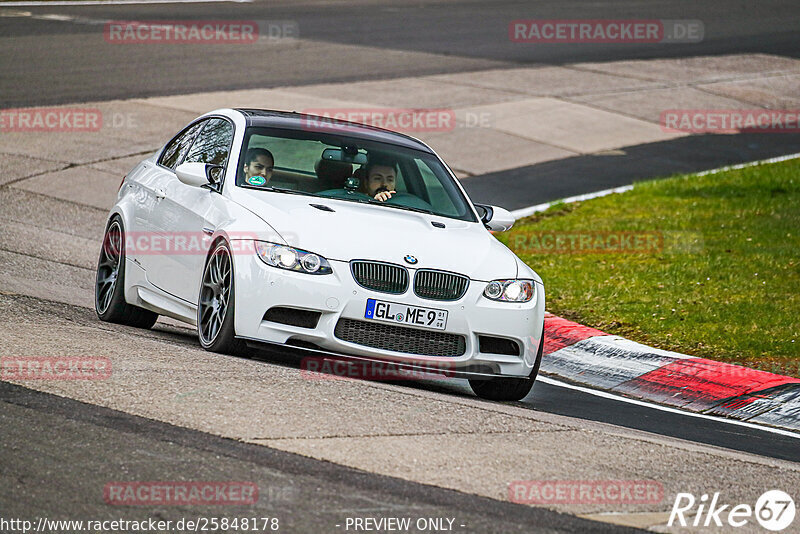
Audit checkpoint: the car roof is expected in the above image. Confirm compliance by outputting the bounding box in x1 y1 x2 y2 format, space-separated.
235 109 434 153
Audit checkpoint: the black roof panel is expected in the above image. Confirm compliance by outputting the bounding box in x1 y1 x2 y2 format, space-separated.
235 109 433 152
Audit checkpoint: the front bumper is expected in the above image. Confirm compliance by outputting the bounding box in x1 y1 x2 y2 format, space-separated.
232 253 545 378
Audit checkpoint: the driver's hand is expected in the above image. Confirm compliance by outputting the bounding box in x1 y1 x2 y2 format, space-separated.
374 190 396 202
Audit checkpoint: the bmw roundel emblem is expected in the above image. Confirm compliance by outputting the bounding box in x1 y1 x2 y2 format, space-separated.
404 255 418 265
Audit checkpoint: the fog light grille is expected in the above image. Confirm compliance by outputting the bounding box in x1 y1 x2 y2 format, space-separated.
263 307 321 329
334 318 466 357
478 335 520 356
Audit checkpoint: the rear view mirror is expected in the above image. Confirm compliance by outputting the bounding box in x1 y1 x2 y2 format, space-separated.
322 147 367 165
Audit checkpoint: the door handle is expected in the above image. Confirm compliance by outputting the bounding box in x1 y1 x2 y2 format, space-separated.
155 187 167 200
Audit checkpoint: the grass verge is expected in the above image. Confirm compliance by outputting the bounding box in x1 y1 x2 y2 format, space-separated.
500 158 800 377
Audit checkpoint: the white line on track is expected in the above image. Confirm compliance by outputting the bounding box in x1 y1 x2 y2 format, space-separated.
538 375 800 439
511 185 633 219
511 152 800 219
693 151 800 176
1 0 249 6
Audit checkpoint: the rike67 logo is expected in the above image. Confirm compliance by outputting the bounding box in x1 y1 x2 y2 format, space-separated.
669 490 795 531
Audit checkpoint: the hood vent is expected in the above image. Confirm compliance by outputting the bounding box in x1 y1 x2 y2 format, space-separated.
310 204 335 212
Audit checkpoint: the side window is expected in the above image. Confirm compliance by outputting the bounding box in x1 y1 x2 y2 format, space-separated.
184 118 234 166
158 121 205 170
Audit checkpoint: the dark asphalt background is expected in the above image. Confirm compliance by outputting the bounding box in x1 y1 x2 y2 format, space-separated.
2 0 799 107
464 133 800 210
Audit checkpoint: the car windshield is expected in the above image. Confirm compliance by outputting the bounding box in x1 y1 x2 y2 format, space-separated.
236 127 477 222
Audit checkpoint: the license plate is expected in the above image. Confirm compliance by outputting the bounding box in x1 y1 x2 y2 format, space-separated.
364 299 448 331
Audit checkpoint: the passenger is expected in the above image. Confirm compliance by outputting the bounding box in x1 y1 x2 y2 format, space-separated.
242 148 274 186
360 156 398 202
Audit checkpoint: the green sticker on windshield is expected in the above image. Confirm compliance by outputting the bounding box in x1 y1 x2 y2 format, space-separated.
246 175 267 186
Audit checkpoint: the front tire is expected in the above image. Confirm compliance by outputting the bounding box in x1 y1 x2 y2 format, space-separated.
197 241 246 355
469 334 544 401
95 216 158 329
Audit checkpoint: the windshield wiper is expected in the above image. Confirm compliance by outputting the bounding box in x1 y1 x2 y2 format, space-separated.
381 203 436 216
318 194 437 215
258 186 317 197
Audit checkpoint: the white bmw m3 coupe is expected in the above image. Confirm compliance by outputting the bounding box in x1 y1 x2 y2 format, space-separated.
95 108 545 401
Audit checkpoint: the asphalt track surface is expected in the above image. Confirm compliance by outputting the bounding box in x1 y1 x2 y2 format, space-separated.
2 1 800 530
232 342 800 465
1 380 633 534
0 299 797 531
424 377 800 465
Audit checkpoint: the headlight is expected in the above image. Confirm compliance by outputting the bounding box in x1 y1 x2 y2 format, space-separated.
483 279 535 302
255 242 332 275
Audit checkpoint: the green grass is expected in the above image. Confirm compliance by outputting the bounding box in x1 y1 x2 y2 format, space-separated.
500 158 800 377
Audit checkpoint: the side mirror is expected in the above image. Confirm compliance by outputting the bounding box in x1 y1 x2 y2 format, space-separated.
475 203 515 232
175 162 222 187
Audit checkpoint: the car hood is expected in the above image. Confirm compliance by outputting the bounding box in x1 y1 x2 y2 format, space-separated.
231 190 518 280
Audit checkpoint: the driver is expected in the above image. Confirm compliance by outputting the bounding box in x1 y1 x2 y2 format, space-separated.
360 155 398 202
242 148 274 186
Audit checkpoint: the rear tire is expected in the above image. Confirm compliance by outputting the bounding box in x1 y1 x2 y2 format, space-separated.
469 334 544 401
95 216 159 329
197 240 246 355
